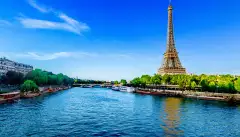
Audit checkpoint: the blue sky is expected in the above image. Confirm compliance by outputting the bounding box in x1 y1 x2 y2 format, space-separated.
0 0 239 81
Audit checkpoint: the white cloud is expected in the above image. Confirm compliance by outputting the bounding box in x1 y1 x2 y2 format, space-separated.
21 0 89 35
0 20 12 26
27 52 71 60
18 18 89 34
58 13 78 26
27 0 51 13
16 52 98 60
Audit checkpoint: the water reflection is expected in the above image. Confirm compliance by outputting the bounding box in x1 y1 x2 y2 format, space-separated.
161 97 183 136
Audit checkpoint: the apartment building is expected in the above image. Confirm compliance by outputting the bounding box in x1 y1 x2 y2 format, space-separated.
0 57 33 75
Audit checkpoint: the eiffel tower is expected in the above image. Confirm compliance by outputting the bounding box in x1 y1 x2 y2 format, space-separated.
158 1 186 75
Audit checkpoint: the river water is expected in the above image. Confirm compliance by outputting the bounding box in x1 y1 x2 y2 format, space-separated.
0 88 239 137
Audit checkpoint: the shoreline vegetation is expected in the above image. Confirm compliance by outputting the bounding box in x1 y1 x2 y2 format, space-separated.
0 69 74 104
128 74 240 104
129 74 240 94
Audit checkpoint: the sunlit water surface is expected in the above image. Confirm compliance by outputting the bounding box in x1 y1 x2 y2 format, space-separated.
0 88 240 137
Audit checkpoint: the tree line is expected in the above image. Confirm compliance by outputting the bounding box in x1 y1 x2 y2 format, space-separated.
0 69 74 86
130 74 240 94
0 71 24 85
74 79 128 85
114 79 127 86
25 69 74 86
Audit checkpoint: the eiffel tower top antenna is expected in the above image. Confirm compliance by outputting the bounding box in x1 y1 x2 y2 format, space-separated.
169 0 172 5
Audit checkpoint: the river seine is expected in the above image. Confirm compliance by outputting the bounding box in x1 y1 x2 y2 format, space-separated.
0 88 240 137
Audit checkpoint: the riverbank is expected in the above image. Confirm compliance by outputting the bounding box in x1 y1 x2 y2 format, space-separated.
135 88 240 104
0 86 72 104
21 86 71 98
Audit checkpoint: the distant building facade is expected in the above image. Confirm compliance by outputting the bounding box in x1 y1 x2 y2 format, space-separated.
0 57 33 75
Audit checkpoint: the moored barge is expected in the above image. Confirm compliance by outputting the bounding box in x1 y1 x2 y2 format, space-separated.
0 92 20 104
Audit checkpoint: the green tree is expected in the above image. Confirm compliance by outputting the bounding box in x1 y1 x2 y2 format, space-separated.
62 75 73 85
74 79 78 84
200 79 208 91
150 74 162 85
25 69 48 85
25 69 73 86
21 80 39 93
217 80 235 93
140 75 151 87
190 75 200 85
130 77 141 87
209 81 216 92
48 75 58 85
56 73 64 85
162 74 171 84
114 81 119 85
170 75 179 85
0 75 7 84
190 81 197 91
185 75 192 89
129 74 240 93
120 79 127 86
5 71 24 85
234 78 240 93
178 77 188 91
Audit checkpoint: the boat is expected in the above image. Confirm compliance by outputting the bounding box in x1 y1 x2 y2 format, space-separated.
0 92 20 104
112 86 120 91
135 90 152 95
119 86 135 93
63 86 70 90
127 87 136 93
106 86 112 89
48 88 55 93
119 86 127 92
82 85 93 88
20 92 40 98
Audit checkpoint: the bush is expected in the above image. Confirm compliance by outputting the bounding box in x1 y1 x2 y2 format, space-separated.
21 80 39 93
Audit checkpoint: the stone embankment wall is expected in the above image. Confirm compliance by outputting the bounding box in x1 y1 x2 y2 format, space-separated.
136 88 240 104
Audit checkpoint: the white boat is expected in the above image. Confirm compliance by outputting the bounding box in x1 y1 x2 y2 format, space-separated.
112 86 120 91
119 86 127 92
127 87 136 93
119 86 135 93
